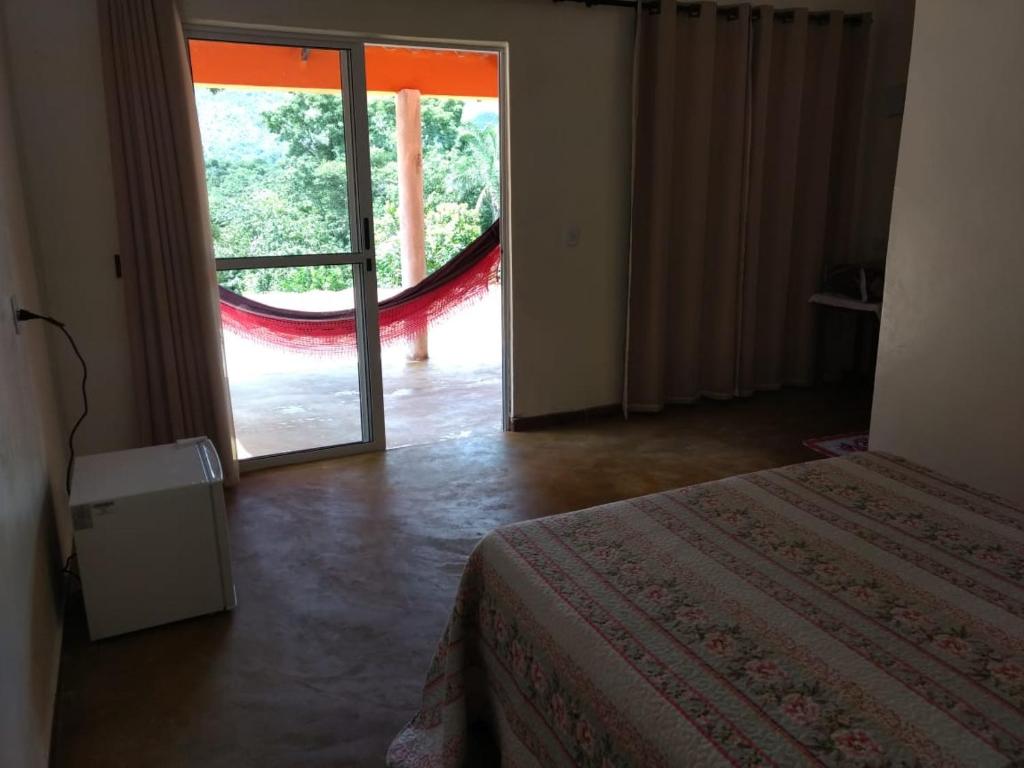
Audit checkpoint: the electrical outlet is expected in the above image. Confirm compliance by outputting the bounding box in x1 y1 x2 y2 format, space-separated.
10 295 20 335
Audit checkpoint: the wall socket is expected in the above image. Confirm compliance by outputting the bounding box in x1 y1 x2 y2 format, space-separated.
10 295 21 335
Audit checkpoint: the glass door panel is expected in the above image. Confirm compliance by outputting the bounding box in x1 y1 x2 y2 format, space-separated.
190 40 357 259
218 264 366 459
188 35 384 466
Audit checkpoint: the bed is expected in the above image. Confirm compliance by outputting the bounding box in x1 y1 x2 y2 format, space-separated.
388 452 1024 767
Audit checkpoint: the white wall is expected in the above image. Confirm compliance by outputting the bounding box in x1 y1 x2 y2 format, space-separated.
3 0 138 452
0 5 71 764
870 0 1024 503
4 0 913 449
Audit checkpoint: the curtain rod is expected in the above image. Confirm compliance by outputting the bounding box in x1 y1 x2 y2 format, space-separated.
551 0 872 25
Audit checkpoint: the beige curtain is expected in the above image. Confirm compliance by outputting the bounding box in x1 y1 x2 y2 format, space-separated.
625 1 871 411
98 0 238 483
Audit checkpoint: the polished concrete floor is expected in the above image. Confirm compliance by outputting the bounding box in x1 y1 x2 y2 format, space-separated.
52 384 872 767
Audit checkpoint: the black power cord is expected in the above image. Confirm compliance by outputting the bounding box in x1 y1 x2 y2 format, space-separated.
62 552 81 584
16 308 88 497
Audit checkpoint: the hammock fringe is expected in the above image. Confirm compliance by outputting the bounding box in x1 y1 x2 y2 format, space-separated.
219 221 500 356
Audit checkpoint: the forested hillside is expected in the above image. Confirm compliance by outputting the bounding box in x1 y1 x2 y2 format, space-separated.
194 87 499 294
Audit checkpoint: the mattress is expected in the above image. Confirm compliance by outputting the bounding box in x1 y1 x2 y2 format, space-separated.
389 452 1024 767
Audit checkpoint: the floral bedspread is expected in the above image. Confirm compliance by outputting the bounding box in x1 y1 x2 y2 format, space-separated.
388 453 1024 767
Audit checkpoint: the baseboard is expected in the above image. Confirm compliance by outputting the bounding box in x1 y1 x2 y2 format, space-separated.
509 403 622 432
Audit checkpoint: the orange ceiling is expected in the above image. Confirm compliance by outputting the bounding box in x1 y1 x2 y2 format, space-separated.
188 40 499 99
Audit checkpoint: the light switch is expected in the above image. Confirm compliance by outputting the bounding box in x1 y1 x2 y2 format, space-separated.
565 224 581 248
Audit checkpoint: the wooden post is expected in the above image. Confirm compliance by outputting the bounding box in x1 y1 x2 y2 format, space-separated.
396 88 428 361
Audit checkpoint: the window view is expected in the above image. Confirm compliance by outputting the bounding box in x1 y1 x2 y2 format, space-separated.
365 93 499 291
197 87 353 263
190 40 502 459
197 87 499 291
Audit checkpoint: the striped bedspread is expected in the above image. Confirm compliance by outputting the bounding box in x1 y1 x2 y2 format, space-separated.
388 453 1024 767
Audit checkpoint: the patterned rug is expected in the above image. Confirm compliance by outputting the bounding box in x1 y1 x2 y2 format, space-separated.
803 432 869 457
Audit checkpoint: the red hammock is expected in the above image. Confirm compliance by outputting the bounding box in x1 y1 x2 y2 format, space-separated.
219 221 500 355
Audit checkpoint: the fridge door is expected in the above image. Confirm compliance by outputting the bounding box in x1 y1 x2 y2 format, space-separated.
75 483 231 640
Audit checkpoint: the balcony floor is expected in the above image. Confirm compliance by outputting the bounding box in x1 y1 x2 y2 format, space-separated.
225 290 502 459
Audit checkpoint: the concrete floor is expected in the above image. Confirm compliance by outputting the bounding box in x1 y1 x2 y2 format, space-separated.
225 291 502 458
52 383 872 768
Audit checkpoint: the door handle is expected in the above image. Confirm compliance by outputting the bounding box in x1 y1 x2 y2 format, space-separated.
362 217 373 251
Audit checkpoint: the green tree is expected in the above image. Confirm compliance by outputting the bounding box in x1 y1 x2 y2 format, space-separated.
198 86 500 295
451 123 500 231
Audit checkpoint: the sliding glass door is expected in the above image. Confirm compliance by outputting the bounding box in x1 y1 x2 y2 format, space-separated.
187 33 385 468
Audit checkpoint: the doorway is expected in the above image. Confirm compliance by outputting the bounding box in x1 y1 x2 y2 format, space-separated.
362 45 503 448
186 29 508 469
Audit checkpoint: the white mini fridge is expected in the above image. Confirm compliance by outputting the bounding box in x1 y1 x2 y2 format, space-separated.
70 437 237 640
